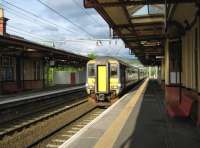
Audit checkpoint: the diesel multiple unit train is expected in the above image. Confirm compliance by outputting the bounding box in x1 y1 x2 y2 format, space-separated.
86 57 146 106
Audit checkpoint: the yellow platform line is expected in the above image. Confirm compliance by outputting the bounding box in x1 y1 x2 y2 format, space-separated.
94 79 149 148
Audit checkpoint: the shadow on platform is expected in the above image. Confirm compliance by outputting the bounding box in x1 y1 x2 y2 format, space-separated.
117 80 200 148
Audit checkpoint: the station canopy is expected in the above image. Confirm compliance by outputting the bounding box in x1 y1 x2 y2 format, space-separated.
0 35 89 66
84 0 193 65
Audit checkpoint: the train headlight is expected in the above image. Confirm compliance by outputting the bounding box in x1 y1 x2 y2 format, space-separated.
111 85 119 89
88 85 95 89
117 83 121 88
114 86 118 89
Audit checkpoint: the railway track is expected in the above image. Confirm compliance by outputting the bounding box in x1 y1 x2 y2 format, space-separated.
29 107 105 148
0 87 92 147
0 97 96 148
0 98 88 139
0 87 86 125
0 88 87 136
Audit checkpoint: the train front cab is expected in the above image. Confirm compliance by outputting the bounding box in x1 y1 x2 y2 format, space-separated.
96 61 121 104
86 58 128 105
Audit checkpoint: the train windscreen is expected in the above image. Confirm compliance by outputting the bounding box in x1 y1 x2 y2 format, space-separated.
88 64 95 77
110 64 118 78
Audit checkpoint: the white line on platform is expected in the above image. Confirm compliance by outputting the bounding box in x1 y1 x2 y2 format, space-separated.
59 92 131 148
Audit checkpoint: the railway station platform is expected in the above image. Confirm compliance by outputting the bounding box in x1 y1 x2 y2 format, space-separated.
60 79 200 148
0 85 85 108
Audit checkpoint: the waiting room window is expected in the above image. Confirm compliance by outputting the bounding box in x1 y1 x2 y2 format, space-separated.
0 56 15 81
169 40 181 85
34 61 41 80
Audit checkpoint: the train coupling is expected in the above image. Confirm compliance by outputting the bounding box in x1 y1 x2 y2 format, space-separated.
97 94 105 101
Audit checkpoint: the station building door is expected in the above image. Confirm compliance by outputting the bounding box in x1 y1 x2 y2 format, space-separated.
16 56 22 89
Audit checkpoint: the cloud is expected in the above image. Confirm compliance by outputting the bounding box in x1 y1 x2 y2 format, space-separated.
3 0 135 60
43 0 108 38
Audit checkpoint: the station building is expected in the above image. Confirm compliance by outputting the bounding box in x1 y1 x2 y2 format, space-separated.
0 8 89 94
84 0 200 125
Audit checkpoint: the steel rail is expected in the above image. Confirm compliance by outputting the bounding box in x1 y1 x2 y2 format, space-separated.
27 104 97 148
0 96 88 139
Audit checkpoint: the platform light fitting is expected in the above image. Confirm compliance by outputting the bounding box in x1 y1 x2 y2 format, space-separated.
156 56 164 59
27 48 36 52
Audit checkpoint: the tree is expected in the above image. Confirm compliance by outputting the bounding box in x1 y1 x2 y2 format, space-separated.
88 52 97 59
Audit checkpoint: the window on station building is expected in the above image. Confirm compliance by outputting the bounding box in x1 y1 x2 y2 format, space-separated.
0 56 15 81
88 64 95 77
34 61 41 80
169 40 182 85
110 64 118 78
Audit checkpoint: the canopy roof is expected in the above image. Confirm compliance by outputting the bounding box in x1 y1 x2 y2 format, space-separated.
0 35 89 66
84 0 195 65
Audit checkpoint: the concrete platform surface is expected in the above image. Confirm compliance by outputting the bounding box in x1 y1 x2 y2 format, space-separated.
60 80 200 148
0 85 85 105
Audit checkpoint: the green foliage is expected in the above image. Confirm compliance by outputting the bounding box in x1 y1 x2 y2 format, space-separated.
88 52 97 59
129 59 142 65
124 59 142 66
149 67 157 77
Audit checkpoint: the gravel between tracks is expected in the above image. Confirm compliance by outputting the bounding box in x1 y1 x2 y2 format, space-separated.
0 101 95 148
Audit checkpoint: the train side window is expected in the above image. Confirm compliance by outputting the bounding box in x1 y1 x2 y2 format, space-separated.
110 64 118 77
88 64 95 77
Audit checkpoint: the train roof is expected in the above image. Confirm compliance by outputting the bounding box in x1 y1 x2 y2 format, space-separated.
88 56 139 69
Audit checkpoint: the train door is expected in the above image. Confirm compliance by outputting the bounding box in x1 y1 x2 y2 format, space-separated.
71 72 75 85
97 65 108 93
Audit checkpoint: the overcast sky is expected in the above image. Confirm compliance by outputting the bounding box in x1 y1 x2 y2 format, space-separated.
1 0 136 59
